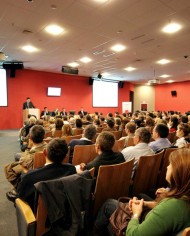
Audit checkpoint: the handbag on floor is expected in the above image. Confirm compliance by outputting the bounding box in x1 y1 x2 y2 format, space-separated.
109 197 132 236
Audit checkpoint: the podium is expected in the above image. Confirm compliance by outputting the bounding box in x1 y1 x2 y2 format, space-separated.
23 108 40 122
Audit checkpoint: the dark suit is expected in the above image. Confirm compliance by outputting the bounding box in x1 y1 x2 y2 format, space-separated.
78 110 87 116
86 150 125 177
40 111 50 117
23 101 35 110
60 111 67 116
17 163 76 209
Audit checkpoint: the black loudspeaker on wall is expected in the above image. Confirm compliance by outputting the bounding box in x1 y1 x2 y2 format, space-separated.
118 81 124 88
89 77 94 85
171 90 177 96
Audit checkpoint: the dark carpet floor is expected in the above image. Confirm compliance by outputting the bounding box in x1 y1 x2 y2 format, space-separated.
0 130 20 235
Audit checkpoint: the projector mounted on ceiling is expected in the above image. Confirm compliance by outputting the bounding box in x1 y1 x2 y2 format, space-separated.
148 79 160 84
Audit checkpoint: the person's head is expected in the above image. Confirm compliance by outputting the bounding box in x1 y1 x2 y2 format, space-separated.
36 119 44 126
83 124 97 140
45 138 68 164
75 118 83 128
176 123 190 138
93 118 100 127
62 115 68 121
181 115 188 124
96 131 115 152
55 118 64 130
153 123 169 140
62 124 73 136
166 148 190 199
115 117 121 126
146 117 155 127
125 122 136 134
44 106 48 111
30 125 45 143
86 114 92 122
26 97 30 102
169 116 179 129
134 127 151 145
49 117 55 124
106 118 115 129
29 116 37 125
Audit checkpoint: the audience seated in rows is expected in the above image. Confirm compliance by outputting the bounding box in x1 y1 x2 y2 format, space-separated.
93 148 190 236
121 127 154 176
51 118 63 137
79 131 125 177
102 118 117 132
173 123 190 148
120 121 136 148
5 125 47 196
16 138 76 209
168 116 179 132
68 124 97 163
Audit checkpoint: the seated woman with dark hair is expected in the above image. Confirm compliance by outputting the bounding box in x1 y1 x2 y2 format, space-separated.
173 123 190 148
93 148 190 236
169 116 179 132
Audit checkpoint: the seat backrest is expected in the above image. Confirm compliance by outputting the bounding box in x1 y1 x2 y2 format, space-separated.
72 128 83 136
44 131 52 138
111 130 122 140
72 144 97 165
93 159 134 215
16 198 36 236
33 152 46 169
127 137 135 147
112 139 125 152
167 131 176 143
96 127 104 133
65 134 82 144
132 150 164 196
53 130 62 138
156 148 178 188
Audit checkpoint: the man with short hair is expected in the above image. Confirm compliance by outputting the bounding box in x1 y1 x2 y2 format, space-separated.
121 127 154 175
102 118 116 131
68 124 97 163
23 97 35 109
79 131 125 177
16 138 76 208
5 125 47 193
149 123 171 152
120 121 136 147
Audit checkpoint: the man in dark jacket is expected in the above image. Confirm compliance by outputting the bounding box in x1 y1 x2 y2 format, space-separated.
79 131 125 177
8 138 76 209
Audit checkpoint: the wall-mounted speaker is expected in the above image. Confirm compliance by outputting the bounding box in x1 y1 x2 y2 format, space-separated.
62 66 78 75
118 81 124 88
3 62 23 78
89 77 94 85
171 90 177 96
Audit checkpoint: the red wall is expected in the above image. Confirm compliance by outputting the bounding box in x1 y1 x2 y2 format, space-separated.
155 81 190 113
0 69 133 130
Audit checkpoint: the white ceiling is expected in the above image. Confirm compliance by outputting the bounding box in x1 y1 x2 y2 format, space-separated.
0 0 190 84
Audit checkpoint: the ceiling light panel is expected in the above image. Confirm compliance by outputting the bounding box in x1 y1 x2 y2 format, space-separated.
157 59 171 65
162 22 182 34
45 24 64 35
68 62 79 67
80 57 92 63
22 45 38 52
111 44 126 52
160 74 171 78
124 67 136 72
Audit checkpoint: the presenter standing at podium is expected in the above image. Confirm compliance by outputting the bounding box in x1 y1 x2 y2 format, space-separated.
23 97 35 110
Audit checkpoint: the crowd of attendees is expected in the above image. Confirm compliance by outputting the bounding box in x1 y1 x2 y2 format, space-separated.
4 108 190 235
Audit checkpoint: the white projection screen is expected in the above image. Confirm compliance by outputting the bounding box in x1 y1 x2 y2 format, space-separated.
93 80 118 107
0 69 8 106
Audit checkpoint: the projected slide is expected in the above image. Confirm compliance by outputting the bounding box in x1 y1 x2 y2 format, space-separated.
93 80 118 107
0 69 8 106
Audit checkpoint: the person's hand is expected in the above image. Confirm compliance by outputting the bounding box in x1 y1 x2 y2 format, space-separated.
128 197 138 212
80 163 86 170
155 188 167 197
131 197 144 217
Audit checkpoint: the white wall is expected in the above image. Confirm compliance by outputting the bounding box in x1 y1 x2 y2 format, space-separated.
134 85 155 112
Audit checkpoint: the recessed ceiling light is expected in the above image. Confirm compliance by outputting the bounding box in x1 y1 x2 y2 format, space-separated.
166 80 174 83
22 45 38 52
102 72 110 77
160 74 171 78
162 22 182 34
45 24 64 35
68 62 79 67
80 57 92 63
157 59 171 65
124 66 136 72
111 44 126 52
